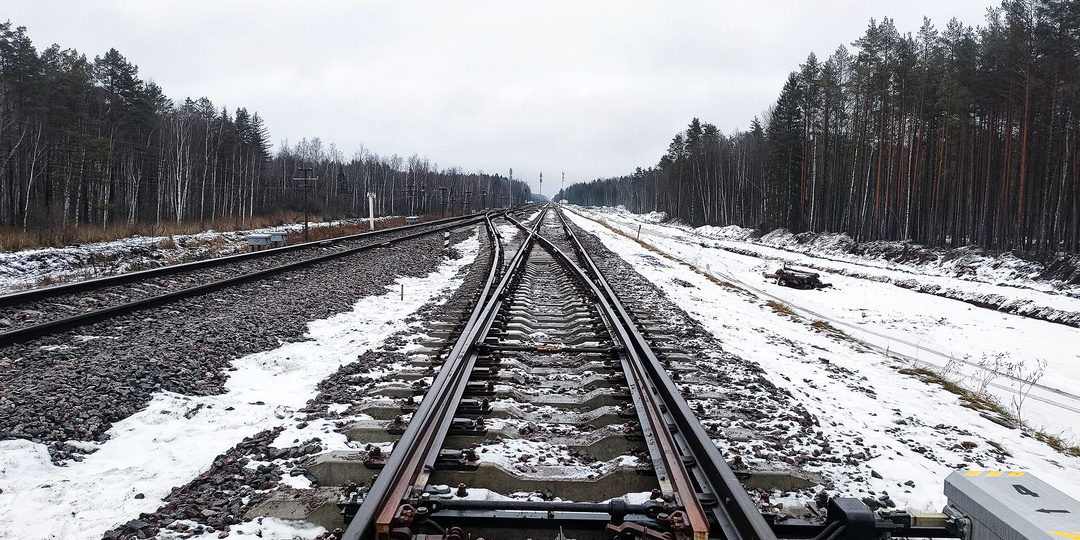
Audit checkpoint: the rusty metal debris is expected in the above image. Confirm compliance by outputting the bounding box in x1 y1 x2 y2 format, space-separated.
763 265 831 289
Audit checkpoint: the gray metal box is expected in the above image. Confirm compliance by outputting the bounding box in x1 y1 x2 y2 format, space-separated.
246 234 272 246
944 470 1080 540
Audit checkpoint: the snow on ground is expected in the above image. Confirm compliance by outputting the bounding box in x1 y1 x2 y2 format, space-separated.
564 206 1080 512
0 231 480 540
0 220 390 295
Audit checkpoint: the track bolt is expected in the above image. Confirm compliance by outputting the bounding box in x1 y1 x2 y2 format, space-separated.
457 483 468 497
650 488 662 500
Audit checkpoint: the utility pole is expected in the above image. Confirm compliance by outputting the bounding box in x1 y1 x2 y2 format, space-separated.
539 172 543 202
508 167 513 207
561 171 565 203
293 167 318 241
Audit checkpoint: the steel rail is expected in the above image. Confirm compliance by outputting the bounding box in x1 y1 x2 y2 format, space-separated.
0 214 489 347
0 213 483 309
550 205 777 540
518 217 708 540
343 211 545 540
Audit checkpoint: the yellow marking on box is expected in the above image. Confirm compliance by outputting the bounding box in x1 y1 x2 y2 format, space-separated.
1008 471 1025 477
987 471 1003 477
964 471 983 476
1049 532 1080 539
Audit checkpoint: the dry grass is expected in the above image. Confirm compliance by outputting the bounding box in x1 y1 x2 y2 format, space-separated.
897 366 1023 432
579 212 1080 458
766 300 800 320
1035 432 1080 457
889 365 1080 457
0 211 311 252
808 320 872 351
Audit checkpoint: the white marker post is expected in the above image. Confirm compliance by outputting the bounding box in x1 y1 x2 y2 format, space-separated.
367 192 377 231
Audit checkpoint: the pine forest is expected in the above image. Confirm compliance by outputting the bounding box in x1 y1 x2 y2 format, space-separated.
567 0 1080 255
4 0 1080 256
0 21 529 248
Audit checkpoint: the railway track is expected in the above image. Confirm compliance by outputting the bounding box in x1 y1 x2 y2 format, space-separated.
340 206 775 540
0 214 486 347
5 206 1054 540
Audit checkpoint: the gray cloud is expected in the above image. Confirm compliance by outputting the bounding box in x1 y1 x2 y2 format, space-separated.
7 0 993 195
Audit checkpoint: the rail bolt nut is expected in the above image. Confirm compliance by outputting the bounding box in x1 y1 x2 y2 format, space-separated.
457 483 468 497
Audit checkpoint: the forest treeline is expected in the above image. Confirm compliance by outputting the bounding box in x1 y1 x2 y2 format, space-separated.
0 21 530 245
567 0 1080 254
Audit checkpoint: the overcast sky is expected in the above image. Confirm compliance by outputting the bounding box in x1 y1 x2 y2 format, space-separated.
8 1 995 195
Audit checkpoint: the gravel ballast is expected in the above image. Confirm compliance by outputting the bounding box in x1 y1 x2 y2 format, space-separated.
0 233 463 463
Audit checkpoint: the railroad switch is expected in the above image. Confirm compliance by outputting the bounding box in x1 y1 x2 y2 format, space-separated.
434 449 480 471
478 342 621 355
456 398 491 415
474 355 500 367
471 366 500 380
446 417 487 436
462 380 496 397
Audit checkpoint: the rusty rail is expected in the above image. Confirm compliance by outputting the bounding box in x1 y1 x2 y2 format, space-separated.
552 206 777 540
344 212 541 540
